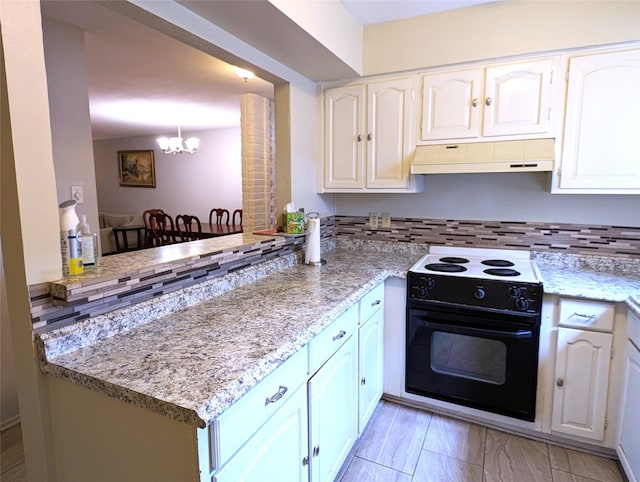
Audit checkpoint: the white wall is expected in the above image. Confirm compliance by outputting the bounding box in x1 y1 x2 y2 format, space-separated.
42 16 100 238
94 128 242 223
363 1 640 75
335 172 640 226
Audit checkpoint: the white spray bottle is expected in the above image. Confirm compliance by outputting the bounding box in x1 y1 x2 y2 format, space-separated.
59 200 83 276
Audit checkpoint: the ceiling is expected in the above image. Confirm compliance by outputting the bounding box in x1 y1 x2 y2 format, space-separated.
342 0 498 25
41 0 497 140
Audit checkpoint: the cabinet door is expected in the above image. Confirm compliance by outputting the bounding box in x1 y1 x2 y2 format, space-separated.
324 85 366 189
215 384 309 482
358 308 384 435
421 69 482 140
552 327 612 441
366 78 414 188
559 48 640 190
308 335 358 482
618 339 640 482
483 59 553 137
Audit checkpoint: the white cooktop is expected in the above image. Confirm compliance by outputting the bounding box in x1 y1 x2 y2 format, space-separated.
410 246 543 284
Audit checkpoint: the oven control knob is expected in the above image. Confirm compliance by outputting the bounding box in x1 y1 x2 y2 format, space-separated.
516 298 529 311
474 288 485 300
509 286 521 298
418 287 427 298
425 278 435 289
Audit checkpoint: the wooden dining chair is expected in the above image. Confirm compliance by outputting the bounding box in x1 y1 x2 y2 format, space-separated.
143 208 165 247
148 212 176 246
175 214 202 242
209 208 230 226
231 209 243 226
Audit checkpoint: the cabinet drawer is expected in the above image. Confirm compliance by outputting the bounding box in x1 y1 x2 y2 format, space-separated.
558 298 615 332
214 346 308 467
309 303 358 375
360 283 384 323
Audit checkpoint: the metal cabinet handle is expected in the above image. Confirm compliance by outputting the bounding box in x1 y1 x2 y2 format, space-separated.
472 98 478 107
367 133 372 141
313 445 320 457
573 312 596 320
357 134 362 142
371 299 381 307
485 97 492 106
361 377 366 385
265 385 288 405
556 378 564 387
333 330 346 341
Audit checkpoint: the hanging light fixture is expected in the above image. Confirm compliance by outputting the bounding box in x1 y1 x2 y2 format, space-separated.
157 126 200 154
233 66 255 82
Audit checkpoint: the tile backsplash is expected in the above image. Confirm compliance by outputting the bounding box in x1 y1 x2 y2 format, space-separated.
335 216 640 258
29 215 639 331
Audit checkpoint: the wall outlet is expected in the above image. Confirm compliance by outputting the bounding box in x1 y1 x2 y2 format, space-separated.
381 212 391 228
71 186 84 204
368 212 378 229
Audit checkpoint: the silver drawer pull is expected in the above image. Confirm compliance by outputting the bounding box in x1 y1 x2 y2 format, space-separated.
371 299 381 307
265 385 288 405
573 312 596 320
333 330 346 341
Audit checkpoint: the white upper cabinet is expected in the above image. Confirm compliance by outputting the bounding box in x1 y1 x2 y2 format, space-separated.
322 77 420 192
555 47 640 192
420 58 555 142
324 85 365 190
421 69 482 140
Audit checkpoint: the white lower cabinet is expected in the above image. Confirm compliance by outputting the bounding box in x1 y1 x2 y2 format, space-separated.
308 334 358 482
551 298 615 442
214 384 309 482
551 327 612 441
358 288 385 434
617 311 640 482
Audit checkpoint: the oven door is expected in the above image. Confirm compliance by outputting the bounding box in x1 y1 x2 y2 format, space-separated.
406 306 540 421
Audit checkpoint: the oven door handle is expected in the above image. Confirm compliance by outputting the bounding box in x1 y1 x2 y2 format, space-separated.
424 321 533 340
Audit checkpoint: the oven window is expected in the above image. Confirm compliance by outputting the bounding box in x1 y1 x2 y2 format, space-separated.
431 332 506 385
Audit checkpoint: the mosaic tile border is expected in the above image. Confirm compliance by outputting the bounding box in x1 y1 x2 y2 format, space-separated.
335 216 640 259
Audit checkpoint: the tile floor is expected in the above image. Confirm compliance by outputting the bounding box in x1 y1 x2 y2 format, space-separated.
0 424 26 482
338 401 626 482
1 402 626 482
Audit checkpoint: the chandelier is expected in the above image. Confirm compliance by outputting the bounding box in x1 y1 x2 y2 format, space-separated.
157 126 200 154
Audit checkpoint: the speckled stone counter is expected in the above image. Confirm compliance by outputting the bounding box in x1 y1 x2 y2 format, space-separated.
36 241 640 430
38 247 419 428
533 251 640 310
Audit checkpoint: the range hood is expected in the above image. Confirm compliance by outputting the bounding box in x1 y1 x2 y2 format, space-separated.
411 139 555 174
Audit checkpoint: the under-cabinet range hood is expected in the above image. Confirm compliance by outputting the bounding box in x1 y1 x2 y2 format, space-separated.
411 138 555 174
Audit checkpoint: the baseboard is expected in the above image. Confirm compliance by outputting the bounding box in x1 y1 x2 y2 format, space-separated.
0 414 21 432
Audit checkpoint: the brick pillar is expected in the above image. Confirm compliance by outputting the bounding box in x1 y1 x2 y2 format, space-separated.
240 93 276 232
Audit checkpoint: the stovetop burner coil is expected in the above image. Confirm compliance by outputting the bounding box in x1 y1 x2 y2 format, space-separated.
425 263 468 273
483 268 521 277
481 259 515 267
438 257 469 264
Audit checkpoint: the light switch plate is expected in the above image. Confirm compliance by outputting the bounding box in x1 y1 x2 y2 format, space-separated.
368 212 378 229
381 212 391 228
71 186 84 204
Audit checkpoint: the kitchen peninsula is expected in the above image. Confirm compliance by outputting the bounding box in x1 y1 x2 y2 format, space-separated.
35 232 640 482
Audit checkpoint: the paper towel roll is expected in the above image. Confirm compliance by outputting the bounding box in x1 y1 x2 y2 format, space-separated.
305 216 321 264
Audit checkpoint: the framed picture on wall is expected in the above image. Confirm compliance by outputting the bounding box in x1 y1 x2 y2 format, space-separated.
118 150 156 188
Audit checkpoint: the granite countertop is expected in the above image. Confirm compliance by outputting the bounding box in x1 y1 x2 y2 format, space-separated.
38 247 417 428
37 243 640 429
